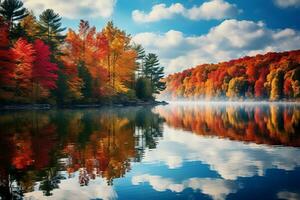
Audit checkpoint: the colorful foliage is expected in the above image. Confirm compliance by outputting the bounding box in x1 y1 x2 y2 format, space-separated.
12 38 35 96
163 50 300 100
32 39 58 90
0 17 14 88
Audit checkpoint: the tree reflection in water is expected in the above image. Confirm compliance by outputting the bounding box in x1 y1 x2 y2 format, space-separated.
0 107 164 199
154 103 300 146
0 103 299 199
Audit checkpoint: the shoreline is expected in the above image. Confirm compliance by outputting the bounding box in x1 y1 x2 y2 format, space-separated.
165 100 300 104
0 100 169 110
2 100 300 110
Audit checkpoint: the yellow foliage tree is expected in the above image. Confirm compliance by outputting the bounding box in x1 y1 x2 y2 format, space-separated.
226 77 248 99
102 21 136 93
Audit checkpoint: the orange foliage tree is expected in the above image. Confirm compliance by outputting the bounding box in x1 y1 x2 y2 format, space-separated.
12 38 35 97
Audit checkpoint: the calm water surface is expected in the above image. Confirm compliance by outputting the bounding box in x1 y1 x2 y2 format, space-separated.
0 103 300 200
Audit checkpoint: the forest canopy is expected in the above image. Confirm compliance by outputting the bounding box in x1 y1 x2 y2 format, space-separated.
162 50 300 101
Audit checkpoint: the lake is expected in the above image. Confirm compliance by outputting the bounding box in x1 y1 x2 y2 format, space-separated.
0 102 300 200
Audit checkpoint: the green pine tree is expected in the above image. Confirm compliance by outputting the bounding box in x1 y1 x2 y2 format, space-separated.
143 53 166 95
78 62 93 99
0 0 28 36
136 77 152 100
133 44 146 78
39 9 66 52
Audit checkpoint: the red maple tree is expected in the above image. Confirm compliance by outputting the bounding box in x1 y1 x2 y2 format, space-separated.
32 39 58 89
0 17 15 87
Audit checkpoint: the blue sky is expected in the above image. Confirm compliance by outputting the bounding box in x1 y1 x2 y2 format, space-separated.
23 0 300 74
114 0 300 35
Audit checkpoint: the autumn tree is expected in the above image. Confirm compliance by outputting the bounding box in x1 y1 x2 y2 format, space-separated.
270 69 284 100
61 32 83 100
284 78 293 98
32 39 58 100
254 67 269 98
61 20 108 100
19 11 39 41
226 77 248 99
291 68 300 98
102 21 136 93
0 17 15 100
163 50 300 101
12 38 35 97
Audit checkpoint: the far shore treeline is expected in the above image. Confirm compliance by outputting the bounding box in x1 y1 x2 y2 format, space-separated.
163 50 300 101
0 0 166 105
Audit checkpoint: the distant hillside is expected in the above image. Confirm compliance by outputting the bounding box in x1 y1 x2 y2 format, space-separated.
162 50 300 101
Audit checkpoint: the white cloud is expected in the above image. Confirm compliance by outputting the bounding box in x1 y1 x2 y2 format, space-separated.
133 30 184 50
132 0 241 23
132 3 185 23
132 19 300 74
274 0 300 8
132 175 241 200
185 0 241 20
23 0 116 19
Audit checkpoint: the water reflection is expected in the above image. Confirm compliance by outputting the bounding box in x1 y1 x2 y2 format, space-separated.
140 126 300 180
132 174 241 200
0 103 299 200
0 107 164 199
155 103 300 146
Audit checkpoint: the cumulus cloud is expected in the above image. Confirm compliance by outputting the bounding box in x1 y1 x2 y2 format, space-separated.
132 0 241 23
139 121 300 180
274 0 300 8
132 3 185 23
185 0 241 20
132 175 241 200
132 19 300 74
23 0 116 19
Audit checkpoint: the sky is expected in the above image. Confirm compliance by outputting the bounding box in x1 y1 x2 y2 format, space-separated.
23 0 300 74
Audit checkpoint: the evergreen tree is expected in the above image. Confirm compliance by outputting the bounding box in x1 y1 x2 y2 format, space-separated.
39 9 66 52
135 77 152 100
39 9 67 103
0 0 28 30
144 53 159 78
78 62 93 99
9 22 26 40
53 63 68 105
133 44 145 77
144 53 166 95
